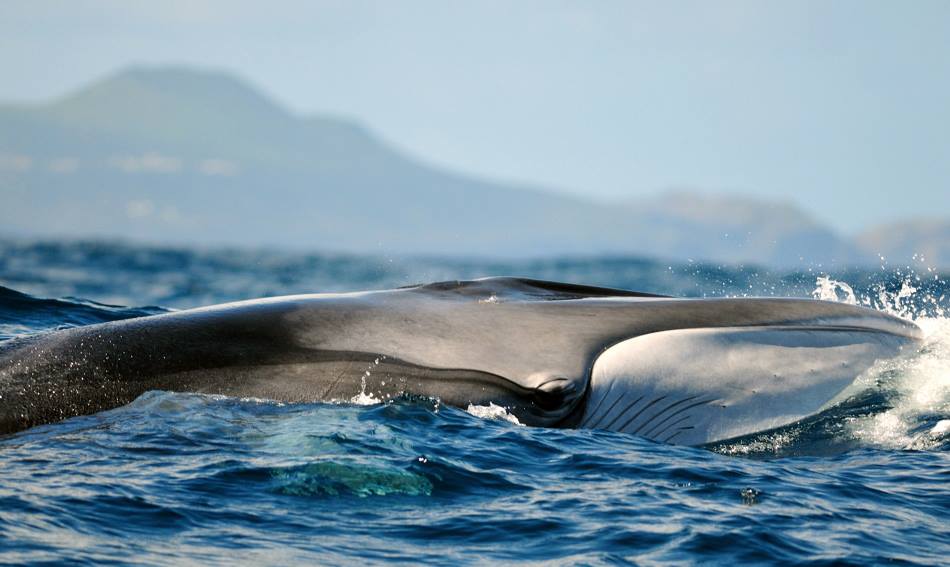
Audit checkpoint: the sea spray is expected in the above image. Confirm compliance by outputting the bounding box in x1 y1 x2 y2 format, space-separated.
351 356 386 405
811 274 950 450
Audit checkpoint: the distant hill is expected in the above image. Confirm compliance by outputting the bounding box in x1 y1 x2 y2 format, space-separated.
0 67 635 257
0 65 943 267
857 220 950 267
635 192 864 266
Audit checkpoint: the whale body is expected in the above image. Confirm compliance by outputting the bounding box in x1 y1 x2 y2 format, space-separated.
0 277 922 444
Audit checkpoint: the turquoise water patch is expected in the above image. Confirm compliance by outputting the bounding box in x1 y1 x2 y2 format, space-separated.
271 461 433 497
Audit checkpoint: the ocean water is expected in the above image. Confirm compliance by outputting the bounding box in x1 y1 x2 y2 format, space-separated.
0 240 948 565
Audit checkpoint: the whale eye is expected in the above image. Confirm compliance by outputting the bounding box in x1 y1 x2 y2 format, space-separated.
532 376 578 411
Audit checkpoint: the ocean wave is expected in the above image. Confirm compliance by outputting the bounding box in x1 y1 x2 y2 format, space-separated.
1 240 948 563
0 284 167 340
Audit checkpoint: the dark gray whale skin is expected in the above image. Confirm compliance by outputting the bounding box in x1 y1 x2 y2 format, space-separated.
0 278 922 444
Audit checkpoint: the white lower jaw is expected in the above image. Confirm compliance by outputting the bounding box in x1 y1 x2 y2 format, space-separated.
580 325 913 445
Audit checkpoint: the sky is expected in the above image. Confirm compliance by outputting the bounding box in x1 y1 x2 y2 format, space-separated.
1 0 948 232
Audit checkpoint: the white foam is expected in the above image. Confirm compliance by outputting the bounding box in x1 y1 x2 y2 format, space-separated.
812 275 950 450
349 391 382 406
812 275 857 304
932 420 950 436
349 356 386 405
239 397 285 406
847 317 950 449
466 402 523 425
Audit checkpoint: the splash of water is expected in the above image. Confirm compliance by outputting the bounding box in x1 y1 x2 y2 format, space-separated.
465 402 523 425
350 357 385 406
812 275 857 304
812 274 950 450
845 318 950 450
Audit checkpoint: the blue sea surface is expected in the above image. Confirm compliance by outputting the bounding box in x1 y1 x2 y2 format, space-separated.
1 240 948 565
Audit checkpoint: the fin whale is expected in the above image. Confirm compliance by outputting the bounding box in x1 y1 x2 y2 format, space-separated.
0 277 922 445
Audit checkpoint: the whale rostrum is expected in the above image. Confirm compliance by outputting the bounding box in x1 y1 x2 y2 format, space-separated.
0 277 922 444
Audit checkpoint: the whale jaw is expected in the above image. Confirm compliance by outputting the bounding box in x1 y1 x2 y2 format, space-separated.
579 326 913 445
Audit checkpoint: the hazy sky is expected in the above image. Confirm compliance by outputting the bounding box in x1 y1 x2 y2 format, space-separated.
2 1 948 231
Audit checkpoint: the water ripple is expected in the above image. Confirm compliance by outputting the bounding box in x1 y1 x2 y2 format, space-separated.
1 242 948 564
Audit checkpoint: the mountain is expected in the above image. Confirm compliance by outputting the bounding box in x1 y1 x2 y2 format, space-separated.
857 219 950 267
0 66 635 257
0 65 938 267
634 192 863 266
